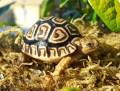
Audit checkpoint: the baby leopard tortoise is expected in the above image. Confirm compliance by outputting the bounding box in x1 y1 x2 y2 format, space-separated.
22 16 99 76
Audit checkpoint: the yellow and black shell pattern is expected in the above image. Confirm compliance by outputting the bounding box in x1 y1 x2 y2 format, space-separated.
22 16 81 62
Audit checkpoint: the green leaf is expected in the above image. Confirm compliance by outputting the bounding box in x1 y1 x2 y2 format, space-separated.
60 0 69 8
92 12 97 22
88 0 120 32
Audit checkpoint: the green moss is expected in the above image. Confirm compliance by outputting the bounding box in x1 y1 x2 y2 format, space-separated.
60 87 81 91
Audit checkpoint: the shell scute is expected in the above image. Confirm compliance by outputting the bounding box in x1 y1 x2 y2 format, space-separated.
35 23 51 40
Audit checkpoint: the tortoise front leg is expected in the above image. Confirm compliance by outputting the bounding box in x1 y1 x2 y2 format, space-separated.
53 56 72 76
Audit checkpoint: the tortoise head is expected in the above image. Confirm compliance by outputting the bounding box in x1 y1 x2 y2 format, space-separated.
79 37 99 54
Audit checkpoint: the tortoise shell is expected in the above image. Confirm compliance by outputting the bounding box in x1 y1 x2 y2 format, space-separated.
22 16 81 62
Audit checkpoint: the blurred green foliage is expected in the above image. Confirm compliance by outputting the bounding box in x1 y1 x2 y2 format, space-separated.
60 0 69 8
40 0 56 17
0 22 15 27
40 0 97 22
40 0 120 32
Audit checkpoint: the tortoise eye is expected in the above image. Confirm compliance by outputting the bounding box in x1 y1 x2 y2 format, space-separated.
49 27 69 44
87 43 93 47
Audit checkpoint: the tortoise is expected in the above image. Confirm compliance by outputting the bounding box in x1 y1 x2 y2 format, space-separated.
22 16 99 76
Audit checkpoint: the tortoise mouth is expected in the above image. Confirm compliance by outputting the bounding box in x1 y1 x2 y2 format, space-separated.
81 48 97 54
